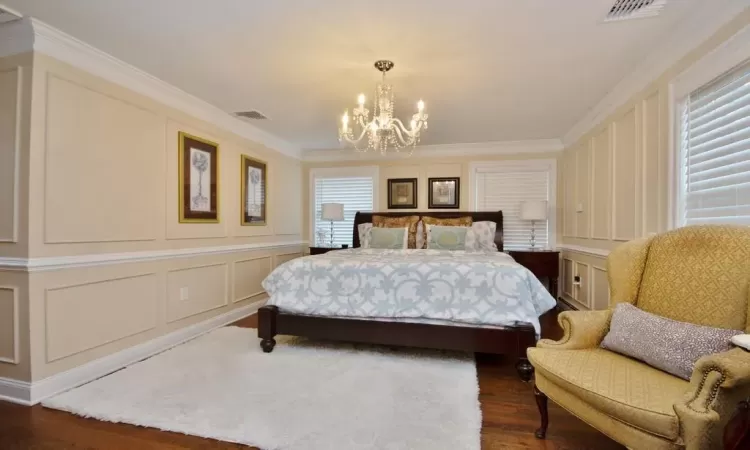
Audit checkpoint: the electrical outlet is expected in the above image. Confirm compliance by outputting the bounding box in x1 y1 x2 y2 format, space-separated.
576 203 584 213
179 287 189 301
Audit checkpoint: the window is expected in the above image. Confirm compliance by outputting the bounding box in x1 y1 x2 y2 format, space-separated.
310 167 378 247
678 60 750 226
470 160 557 251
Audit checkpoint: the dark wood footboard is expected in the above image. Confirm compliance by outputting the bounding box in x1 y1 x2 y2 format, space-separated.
257 305 537 381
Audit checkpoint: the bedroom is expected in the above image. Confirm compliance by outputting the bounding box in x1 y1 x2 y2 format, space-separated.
0 0 749 449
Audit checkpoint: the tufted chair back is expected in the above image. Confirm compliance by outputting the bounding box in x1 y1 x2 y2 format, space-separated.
608 225 750 332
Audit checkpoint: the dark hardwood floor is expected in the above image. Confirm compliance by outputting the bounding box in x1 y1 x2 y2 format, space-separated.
0 309 623 449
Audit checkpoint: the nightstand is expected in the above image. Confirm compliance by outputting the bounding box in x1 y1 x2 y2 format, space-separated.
508 249 560 297
309 246 346 256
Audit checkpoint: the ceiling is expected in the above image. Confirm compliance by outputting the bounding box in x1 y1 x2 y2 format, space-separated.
5 0 705 150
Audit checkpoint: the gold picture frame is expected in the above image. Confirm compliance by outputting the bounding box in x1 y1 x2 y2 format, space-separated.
178 131 220 223
240 155 267 226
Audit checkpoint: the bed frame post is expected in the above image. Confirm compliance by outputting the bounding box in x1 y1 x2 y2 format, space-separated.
515 329 537 382
258 305 278 353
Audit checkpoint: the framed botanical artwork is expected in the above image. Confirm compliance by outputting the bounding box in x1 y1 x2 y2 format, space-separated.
428 177 460 209
241 155 267 226
178 131 219 223
387 178 418 209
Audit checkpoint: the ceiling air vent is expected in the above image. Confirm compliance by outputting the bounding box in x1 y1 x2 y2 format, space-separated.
0 6 22 24
604 0 667 22
234 110 269 120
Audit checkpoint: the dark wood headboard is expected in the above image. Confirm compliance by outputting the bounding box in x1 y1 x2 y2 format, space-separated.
353 211 504 251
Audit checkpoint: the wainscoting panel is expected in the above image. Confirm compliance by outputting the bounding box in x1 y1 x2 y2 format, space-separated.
563 151 577 238
233 256 272 303
574 262 591 308
45 274 159 362
562 258 574 298
0 67 20 243
591 127 611 240
0 287 18 363
166 263 228 323
575 143 591 239
44 74 163 244
612 108 638 241
592 266 610 310
642 91 661 236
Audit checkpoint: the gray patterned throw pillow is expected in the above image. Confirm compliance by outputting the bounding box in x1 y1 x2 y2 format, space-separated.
369 227 408 249
601 303 742 380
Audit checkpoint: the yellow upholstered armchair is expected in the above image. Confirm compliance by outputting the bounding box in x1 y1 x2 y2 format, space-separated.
528 225 750 450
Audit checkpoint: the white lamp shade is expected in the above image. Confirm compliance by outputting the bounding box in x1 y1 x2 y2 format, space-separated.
321 203 344 221
520 200 548 221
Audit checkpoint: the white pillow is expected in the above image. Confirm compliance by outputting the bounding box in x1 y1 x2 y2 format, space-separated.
732 334 750 351
358 223 373 248
465 221 497 251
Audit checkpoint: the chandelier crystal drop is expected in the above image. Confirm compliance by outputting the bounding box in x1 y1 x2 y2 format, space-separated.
338 60 428 155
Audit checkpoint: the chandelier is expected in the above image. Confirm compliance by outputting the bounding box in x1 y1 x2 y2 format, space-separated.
338 60 428 155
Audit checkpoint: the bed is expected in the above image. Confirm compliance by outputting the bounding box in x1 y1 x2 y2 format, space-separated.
256 211 556 381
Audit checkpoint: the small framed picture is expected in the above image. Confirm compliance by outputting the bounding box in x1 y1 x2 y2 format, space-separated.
428 177 460 209
178 131 219 223
387 178 418 209
241 155 267 226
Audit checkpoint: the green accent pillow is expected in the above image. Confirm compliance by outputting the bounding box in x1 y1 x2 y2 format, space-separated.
427 225 468 250
370 227 408 249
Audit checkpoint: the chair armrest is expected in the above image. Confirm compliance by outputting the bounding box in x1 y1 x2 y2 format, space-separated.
537 310 612 350
674 348 750 449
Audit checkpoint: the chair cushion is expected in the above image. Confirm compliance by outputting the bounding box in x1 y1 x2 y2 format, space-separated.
528 347 689 440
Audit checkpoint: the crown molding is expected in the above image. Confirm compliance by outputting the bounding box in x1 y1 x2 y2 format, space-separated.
12 18 301 159
562 1 750 147
0 17 33 58
302 139 564 162
0 240 307 272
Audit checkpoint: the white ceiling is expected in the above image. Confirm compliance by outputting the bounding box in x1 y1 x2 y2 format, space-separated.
5 0 706 150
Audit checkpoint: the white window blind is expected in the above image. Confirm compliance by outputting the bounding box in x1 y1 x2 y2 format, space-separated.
474 165 551 250
313 176 374 247
681 60 750 226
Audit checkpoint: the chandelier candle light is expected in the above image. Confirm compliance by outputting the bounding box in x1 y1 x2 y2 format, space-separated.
339 60 428 155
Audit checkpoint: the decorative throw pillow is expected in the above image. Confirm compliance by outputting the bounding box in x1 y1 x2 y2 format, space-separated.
369 227 408 249
372 215 420 249
465 221 497 251
358 223 373 248
421 216 473 246
426 225 468 250
601 303 742 380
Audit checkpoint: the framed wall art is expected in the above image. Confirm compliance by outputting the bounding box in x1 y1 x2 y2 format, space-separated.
387 178 418 209
178 131 219 223
241 155 267 226
428 177 460 209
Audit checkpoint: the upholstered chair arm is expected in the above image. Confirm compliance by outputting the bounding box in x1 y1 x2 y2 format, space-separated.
675 347 750 450
537 310 612 350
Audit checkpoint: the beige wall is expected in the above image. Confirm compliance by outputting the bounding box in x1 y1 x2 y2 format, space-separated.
303 152 561 241
0 53 304 383
559 8 750 310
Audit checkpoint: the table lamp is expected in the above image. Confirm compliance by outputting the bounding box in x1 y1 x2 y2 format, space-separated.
520 200 547 249
321 203 344 247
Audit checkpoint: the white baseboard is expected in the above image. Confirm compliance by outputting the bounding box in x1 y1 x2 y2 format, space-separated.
0 300 264 406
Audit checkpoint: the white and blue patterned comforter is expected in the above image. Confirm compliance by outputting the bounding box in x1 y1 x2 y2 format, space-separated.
262 249 556 334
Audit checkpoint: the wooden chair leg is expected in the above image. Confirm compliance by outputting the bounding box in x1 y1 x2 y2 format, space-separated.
258 305 278 353
534 384 549 439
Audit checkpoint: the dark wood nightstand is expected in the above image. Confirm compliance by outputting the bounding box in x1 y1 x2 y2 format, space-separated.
309 246 347 256
508 249 560 297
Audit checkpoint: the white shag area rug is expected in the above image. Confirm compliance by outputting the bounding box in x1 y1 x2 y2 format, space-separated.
43 327 481 450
